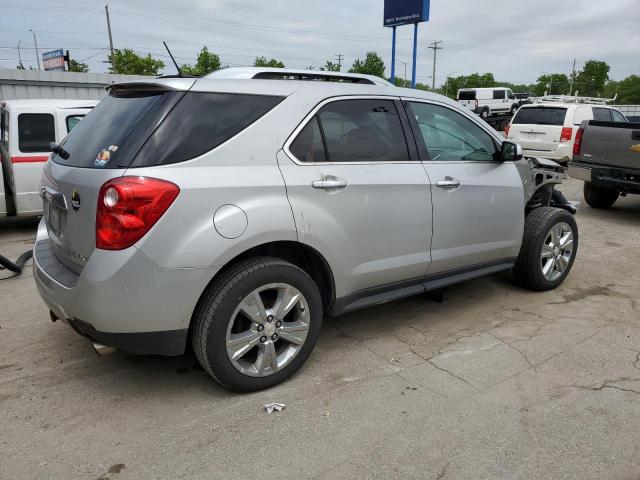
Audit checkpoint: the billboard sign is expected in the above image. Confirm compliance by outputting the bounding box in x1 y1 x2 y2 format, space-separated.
43 49 65 71
384 0 430 27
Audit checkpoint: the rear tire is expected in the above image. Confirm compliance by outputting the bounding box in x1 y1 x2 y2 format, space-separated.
192 257 323 392
583 182 619 209
510 104 518 115
514 207 578 291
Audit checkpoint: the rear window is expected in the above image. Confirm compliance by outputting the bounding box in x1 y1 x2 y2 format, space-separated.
458 91 476 101
18 113 55 152
52 90 283 168
512 107 567 126
0 110 8 146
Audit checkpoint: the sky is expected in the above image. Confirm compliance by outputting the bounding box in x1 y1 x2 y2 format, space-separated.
1 0 638 86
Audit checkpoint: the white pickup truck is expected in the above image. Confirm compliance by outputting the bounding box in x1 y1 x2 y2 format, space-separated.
0 99 98 218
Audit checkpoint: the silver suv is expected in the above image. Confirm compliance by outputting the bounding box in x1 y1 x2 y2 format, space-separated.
34 70 578 392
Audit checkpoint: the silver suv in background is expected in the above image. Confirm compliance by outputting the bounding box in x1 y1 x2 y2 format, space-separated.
34 71 578 392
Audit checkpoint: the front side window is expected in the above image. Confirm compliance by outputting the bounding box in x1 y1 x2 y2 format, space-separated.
315 99 409 163
18 113 55 153
611 109 628 123
66 115 85 133
408 102 497 162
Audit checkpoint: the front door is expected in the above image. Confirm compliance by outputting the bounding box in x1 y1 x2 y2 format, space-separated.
404 100 524 274
278 97 432 299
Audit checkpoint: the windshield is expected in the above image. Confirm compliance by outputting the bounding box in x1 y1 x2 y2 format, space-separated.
512 107 567 126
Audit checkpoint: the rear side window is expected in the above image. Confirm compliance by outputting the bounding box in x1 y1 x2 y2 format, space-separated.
512 107 567 126
18 113 55 152
289 117 326 163
317 99 409 163
131 93 284 167
458 91 476 101
593 107 612 122
493 90 506 100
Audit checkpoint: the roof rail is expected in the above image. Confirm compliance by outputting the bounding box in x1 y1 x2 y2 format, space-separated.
534 94 617 105
205 67 393 87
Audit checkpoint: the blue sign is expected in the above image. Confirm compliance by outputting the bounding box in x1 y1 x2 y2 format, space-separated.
384 0 430 27
42 49 65 71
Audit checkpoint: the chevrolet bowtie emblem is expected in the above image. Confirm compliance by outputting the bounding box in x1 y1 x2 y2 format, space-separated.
631 144 640 153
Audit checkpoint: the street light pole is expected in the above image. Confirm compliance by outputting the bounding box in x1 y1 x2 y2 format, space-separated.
17 40 24 69
29 29 40 70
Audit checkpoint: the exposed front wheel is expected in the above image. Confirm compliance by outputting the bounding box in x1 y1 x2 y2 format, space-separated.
583 182 619 209
514 207 578 291
192 257 323 392
510 104 518 115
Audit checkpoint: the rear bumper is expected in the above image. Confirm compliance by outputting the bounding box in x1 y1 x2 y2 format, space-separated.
33 220 218 356
568 161 640 194
522 144 572 164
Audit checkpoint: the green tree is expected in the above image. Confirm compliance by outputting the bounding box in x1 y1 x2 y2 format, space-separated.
533 73 570 96
108 48 165 76
575 60 610 97
181 46 221 76
68 58 89 73
320 60 340 72
442 73 496 98
254 57 285 68
349 52 386 78
605 75 640 104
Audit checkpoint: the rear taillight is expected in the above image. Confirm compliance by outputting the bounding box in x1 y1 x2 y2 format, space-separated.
560 127 573 142
573 126 585 157
504 124 510 137
96 177 180 250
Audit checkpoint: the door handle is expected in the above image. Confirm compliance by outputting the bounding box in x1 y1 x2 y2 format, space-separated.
436 177 461 190
312 176 347 191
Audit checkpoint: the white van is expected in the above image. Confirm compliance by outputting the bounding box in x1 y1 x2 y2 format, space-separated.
457 87 519 119
0 99 98 218
505 103 628 164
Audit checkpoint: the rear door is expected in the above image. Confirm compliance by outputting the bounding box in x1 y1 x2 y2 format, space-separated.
12 110 56 215
458 90 477 111
508 106 568 152
405 100 523 274
279 96 432 298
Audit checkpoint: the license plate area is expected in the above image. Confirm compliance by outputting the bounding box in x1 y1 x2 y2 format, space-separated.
46 201 63 237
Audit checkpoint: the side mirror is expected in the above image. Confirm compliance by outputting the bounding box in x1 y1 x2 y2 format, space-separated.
500 141 523 162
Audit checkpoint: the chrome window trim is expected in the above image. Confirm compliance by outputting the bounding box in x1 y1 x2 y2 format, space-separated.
283 95 421 166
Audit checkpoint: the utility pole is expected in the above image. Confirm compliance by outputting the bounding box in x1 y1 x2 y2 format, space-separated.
105 4 115 73
17 40 24 69
334 54 343 71
428 41 443 90
29 30 40 70
569 59 577 96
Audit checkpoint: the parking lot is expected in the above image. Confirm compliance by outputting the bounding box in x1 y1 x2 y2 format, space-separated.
1 177 639 479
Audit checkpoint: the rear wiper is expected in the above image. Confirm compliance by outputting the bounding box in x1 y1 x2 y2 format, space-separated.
49 142 70 160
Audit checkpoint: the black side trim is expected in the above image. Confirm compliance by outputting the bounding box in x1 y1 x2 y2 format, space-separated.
68 318 188 356
331 258 516 316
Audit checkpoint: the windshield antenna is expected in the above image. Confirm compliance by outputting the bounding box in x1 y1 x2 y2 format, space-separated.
163 41 184 77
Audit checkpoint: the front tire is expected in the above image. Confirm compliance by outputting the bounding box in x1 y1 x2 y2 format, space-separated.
480 108 490 119
514 207 578 291
192 257 323 392
583 182 619 209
